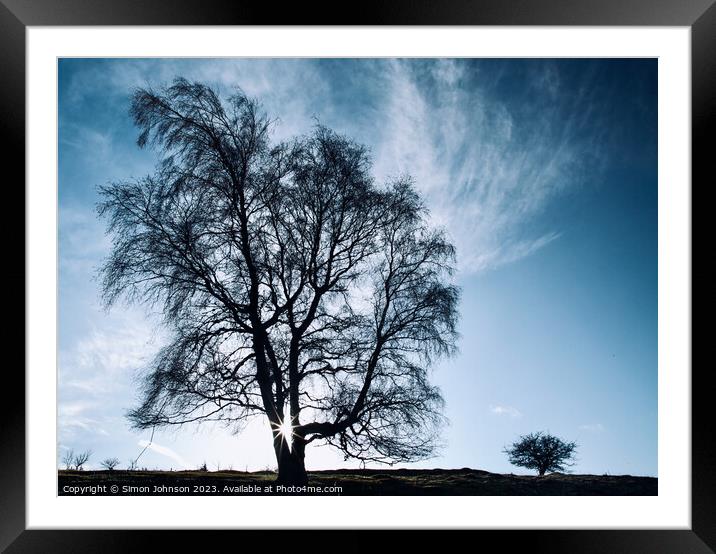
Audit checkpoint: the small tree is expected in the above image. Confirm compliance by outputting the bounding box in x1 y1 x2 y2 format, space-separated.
127 459 138 471
61 448 75 470
100 457 120 471
72 449 92 471
503 432 577 476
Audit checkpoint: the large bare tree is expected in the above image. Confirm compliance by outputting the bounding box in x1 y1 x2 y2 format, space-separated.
98 78 460 484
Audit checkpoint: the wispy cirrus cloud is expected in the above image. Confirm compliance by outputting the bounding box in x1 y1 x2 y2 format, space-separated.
60 312 161 391
58 401 107 436
371 59 597 273
490 404 522 418
137 440 190 469
579 423 606 433
58 306 163 448
63 58 595 275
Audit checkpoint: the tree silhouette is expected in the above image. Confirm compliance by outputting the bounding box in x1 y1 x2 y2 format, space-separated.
98 78 460 485
61 448 75 470
100 457 121 471
72 449 92 471
503 432 577 476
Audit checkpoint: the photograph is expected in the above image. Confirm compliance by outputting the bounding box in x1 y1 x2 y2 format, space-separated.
57 57 658 497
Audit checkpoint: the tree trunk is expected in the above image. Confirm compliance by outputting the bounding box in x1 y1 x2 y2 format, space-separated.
274 435 308 486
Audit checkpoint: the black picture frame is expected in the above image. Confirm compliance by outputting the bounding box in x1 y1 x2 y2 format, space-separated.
4 1 710 551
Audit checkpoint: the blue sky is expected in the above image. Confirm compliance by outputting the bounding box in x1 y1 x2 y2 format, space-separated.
58 58 657 476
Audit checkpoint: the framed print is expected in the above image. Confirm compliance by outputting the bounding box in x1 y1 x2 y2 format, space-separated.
5 0 711 551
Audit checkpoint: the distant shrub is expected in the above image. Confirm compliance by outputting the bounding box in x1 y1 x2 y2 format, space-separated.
61 448 75 470
100 457 120 471
504 432 577 476
72 449 92 471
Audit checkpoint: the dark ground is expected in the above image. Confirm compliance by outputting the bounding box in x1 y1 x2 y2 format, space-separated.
58 468 657 496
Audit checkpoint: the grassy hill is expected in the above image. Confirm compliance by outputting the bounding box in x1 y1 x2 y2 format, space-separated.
58 467 656 496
